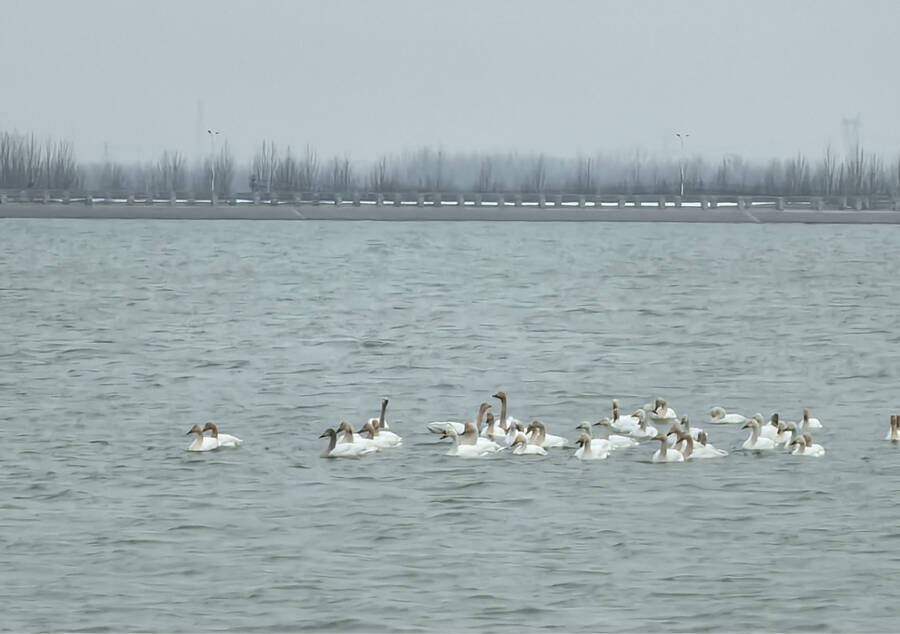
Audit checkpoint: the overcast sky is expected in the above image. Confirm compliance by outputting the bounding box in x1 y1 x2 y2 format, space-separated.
2 0 898 164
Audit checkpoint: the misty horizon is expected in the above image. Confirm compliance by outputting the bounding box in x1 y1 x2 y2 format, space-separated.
2 0 899 166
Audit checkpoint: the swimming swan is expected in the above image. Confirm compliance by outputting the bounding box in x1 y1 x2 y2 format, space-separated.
609 400 642 433
526 420 568 448
800 408 823 430
440 428 498 457
510 433 547 456
319 428 375 458
627 410 659 440
359 422 402 449
202 422 242 448
886 415 900 442
650 433 684 463
427 402 491 436
573 433 610 460
708 406 749 424
648 398 678 426
337 421 381 452
586 420 639 450
692 431 728 458
741 419 776 451
186 424 219 452
790 433 825 457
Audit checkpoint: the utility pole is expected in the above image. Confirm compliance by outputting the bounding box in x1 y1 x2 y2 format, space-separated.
675 132 690 197
207 129 220 196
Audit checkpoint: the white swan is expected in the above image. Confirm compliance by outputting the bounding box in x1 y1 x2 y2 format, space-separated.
319 428 376 458
202 422 242 448
627 410 659 440
573 433 610 460
337 421 381 452
510 433 547 456
759 414 781 442
790 433 825 457
491 391 524 432
650 433 684 463
525 420 568 448
365 397 392 432
777 422 799 447
359 422 402 449
186 424 219 452
609 399 642 433
692 431 728 458
585 421 639 450
886 415 900 442
481 412 508 442
427 402 491 436
505 421 526 447
800 408 823 430
708 406 749 424
741 419 776 451
440 427 498 458
665 416 703 446
648 398 678 426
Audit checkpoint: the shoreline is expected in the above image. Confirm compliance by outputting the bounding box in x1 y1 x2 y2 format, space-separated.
2 202 900 223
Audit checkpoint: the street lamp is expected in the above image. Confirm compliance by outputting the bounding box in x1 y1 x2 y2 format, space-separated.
207 129 221 197
675 132 690 197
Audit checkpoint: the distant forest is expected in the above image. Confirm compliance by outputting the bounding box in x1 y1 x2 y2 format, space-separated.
1 129 898 197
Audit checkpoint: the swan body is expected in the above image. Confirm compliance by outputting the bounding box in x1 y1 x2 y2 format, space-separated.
650 433 684 463
481 413 509 442
336 421 382 452
886 415 900 441
648 398 678 426
741 420 776 451
319 428 376 458
202 422 242 448
790 434 825 457
692 432 728 458
708 406 749 424
801 408 822 429
359 422 402 449
526 421 568 448
425 403 491 436
608 400 642 433
626 410 658 440
573 433 610 460
510 433 547 456
186 424 219 452
441 428 498 457
587 421 639 450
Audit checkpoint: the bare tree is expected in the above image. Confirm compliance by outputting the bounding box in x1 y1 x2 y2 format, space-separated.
251 140 278 193
299 144 319 191
329 155 354 192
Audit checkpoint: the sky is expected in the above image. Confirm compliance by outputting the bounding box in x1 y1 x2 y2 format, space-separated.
1 0 898 164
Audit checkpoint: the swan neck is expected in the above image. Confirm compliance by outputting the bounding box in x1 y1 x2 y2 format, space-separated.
379 401 387 429
322 431 337 456
500 399 508 429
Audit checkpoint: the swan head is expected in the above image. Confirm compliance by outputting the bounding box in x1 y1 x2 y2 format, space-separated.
652 433 667 444
527 420 546 433
593 418 611 428
575 422 591 433
680 415 690 430
439 428 458 440
803 434 814 447
741 420 760 431
575 433 591 448
666 424 681 437
709 406 726 419
202 422 219 438
633 409 645 422
697 430 708 446
769 413 780 425
752 413 763 425
186 424 204 436
318 428 336 439
491 391 507 402
382 397 389 409
784 422 799 434
360 422 377 439
485 412 496 429
337 421 354 435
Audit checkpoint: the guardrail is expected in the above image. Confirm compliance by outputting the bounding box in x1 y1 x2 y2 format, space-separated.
0 190 898 211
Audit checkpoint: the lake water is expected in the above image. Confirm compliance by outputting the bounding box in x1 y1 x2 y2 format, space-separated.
1 218 899 632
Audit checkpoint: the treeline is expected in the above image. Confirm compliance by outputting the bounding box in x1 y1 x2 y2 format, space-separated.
2 129 900 197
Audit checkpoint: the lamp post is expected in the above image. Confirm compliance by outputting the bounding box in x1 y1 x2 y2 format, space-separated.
207 129 220 197
675 132 690 197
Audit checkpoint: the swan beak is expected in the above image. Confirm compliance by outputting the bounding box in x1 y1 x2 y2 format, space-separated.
491 393 499 398
740 423 750 429
318 431 329 438
185 430 193 435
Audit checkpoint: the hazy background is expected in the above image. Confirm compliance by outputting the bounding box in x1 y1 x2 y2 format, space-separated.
2 0 898 165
